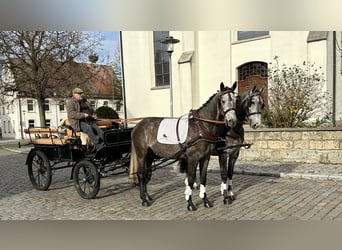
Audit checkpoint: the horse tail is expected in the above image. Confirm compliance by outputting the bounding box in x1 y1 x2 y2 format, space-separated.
179 158 188 173
129 143 139 185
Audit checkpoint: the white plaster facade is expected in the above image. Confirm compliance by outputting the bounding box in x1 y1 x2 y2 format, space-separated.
122 31 342 125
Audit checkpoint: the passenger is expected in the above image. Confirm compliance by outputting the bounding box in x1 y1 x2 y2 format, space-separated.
66 87 104 151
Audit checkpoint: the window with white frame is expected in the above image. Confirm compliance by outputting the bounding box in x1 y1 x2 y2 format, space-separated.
153 31 170 87
27 100 34 111
237 31 269 41
103 101 108 107
116 101 121 111
7 121 11 133
44 99 50 111
59 101 65 111
90 100 96 110
45 119 51 127
28 119 35 128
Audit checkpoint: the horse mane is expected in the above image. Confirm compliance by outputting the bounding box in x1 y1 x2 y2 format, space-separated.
197 91 219 111
197 85 233 111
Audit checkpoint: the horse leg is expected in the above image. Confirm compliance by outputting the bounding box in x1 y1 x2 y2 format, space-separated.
184 177 196 211
198 158 213 208
219 152 230 205
143 155 154 202
184 162 198 211
226 149 239 203
137 157 153 207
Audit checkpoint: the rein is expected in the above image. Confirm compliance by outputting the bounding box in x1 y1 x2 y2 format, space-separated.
192 117 226 124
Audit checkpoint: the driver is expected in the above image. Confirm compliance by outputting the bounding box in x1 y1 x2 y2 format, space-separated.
66 87 104 151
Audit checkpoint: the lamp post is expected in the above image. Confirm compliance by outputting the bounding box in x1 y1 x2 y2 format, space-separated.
160 36 179 117
53 91 59 127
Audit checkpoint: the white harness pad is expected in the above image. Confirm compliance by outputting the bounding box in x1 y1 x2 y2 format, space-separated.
157 114 189 144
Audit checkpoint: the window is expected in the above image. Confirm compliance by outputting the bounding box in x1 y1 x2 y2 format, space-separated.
237 31 269 41
28 119 35 128
238 62 268 81
27 100 34 111
59 101 65 111
103 101 108 107
153 31 170 87
90 100 96 110
3 121 6 133
45 119 51 127
7 121 11 133
116 101 121 111
44 99 50 111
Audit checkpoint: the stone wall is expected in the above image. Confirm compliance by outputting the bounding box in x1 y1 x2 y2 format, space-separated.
239 128 342 164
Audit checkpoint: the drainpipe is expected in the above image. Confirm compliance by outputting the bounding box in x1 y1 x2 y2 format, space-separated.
119 31 127 125
332 31 336 126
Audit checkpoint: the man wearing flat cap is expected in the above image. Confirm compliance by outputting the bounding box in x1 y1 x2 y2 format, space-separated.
66 87 104 150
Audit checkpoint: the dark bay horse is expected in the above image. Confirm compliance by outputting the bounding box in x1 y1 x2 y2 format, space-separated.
216 85 264 204
129 82 238 211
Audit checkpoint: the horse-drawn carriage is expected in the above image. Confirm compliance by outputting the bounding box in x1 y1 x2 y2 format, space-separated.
24 120 133 199
24 82 264 211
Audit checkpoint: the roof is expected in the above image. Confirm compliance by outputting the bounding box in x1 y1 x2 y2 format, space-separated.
2 58 122 100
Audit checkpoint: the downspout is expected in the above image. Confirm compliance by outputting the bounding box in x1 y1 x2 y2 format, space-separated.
332 31 336 126
119 31 127 125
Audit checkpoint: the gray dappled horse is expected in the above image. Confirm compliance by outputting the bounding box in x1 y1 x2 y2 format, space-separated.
216 85 264 204
129 82 238 211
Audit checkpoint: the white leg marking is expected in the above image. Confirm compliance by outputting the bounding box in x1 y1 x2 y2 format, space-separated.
184 186 192 201
228 179 233 186
199 184 206 199
220 183 227 195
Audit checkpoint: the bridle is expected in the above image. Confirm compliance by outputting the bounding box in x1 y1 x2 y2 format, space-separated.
218 88 237 117
241 91 264 117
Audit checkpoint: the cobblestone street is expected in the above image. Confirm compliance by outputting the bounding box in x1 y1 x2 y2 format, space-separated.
2 146 342 220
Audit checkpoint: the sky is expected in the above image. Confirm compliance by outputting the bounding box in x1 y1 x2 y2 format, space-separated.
91 31 120 65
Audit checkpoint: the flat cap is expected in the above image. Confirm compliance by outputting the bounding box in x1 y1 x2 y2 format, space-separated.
72 87 84 94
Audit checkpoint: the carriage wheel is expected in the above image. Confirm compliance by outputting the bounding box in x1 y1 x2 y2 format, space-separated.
73 160 100 199
27 150 52 191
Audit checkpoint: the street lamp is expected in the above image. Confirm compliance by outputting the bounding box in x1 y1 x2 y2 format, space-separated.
160 36 180 117
53 91 59 127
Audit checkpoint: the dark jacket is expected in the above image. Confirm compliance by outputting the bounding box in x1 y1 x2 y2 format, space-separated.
66 96 94 132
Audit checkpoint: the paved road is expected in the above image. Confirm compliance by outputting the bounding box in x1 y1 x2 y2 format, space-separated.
2 146 342 220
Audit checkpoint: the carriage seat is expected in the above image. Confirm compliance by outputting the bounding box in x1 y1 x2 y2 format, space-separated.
59 119 89 146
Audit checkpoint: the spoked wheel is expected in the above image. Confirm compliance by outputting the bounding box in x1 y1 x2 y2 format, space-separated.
27 150 52 190
73 160 100 199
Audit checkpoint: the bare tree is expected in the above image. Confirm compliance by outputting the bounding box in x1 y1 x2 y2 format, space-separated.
265 57 332 127
0 31 102 126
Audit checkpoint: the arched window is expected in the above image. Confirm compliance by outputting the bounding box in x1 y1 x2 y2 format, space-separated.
238 62 268 81
237 61 268 109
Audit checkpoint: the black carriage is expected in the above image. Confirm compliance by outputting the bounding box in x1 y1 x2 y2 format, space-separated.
24 123 132 199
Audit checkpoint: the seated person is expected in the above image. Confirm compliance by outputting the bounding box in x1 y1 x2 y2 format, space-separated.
66 87 104 151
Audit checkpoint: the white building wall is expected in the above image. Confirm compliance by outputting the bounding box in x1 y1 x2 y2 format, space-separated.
332 31 342 124
122 31 233 118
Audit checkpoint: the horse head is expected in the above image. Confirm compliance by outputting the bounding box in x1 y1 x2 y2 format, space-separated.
243 86 265 129
218 82 238 128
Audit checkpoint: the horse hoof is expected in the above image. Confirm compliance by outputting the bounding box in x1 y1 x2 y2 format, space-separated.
203 200 213 208
142 200 151 207
187 204 197 211
223 197 233 205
